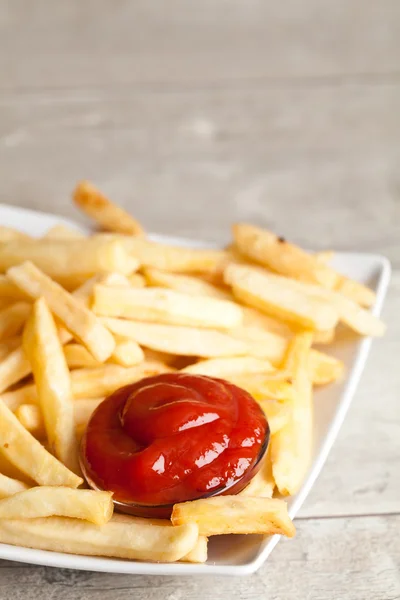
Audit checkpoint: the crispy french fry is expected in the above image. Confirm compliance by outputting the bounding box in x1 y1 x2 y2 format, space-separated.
97 234 226 274
16 398 104 436
335 275 376 308
0 347 31 394
23 298 80 474
233 223 338 288
271 333 313 495
256 398 291 434
0 487 113 525
64 343 101 369
312 328 335 344
111 336 144 367
142 348 179 367
182 356 275 377
143 268 231 300
0 275 27 300
225 264 339 331
93 285 243 330
228 326 343 384
43 224 86 240
0 302 31 341
0 473 29 499
102 318 250 358
8 262 116 362
241 306 294 338
0 238 138 286
71 362 170 398
181 536 208 563
0 399 82 488
73 180 145 237
0 227 31 243
15 404 45 438
0 336 21 361
0 514 199 562
171 496 295 537
240 450 275 498
127 273 146 288
0 384 37 411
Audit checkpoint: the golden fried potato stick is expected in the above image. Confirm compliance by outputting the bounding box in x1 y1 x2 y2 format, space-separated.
93 285 243 329
0 487 113 525
0 473 29 499
0 514 199 562
271 332 313 495
23 298 80 474
171 496 295 537
225 264 339 331
73 180 145 237
0 399 82 488
0 302 31 341
8 261 116 362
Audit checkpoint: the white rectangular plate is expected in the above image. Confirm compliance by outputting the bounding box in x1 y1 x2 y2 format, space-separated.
0 204 391 576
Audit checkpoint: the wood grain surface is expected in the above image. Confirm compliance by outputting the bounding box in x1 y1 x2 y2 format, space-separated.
0 1 399 598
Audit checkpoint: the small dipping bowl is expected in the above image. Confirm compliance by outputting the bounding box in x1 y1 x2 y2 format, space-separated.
80 429 270 519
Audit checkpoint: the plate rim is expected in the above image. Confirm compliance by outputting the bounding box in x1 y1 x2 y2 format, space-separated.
0 203 392 576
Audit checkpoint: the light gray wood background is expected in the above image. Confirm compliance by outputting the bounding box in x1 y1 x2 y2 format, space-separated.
0 1 399 598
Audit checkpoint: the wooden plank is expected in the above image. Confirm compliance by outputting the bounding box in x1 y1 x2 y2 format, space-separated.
1 1 400 91
0 86 399 263
0 515 398 599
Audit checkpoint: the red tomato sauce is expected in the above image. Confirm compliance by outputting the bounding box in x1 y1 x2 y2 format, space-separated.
81 373 268 507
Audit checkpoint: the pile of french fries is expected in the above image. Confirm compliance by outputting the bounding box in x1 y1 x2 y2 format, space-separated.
0 181 385 563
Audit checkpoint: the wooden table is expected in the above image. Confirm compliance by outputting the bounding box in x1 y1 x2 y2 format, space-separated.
0 2 399 598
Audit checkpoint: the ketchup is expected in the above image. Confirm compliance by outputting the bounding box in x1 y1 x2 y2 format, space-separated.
81 373 268 509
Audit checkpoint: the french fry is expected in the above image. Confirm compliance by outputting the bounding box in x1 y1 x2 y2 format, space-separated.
256 398 292 434
102 318 250 358
16 399 104 436
335 275 376 308
0 302 31 341
181 536 208 563
0 487 113 525
97 234 227 274
15 404 45 438
143 268 231 300
111 336 144 367
241 306 294 338
23 298 80 474
225 264 339 331
73 180 145 237
0 514 199 562
0 473 29 499
0 399 82 488
0 238 138 286
0 336 21 361
0 347 31 395
0 275 27 300
71 362 170 398
8 262 116 362
182 356 275 377
271 333 313 495
233 224 339 288
0 227 31 243
127 273 146 288
312 328 335 345
93 285 243 329
43 224 86 240
0 384 37 411
275 275 384 336
228 326 343 385
64 343 101 369
171 496 295 537
240 450 275 498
